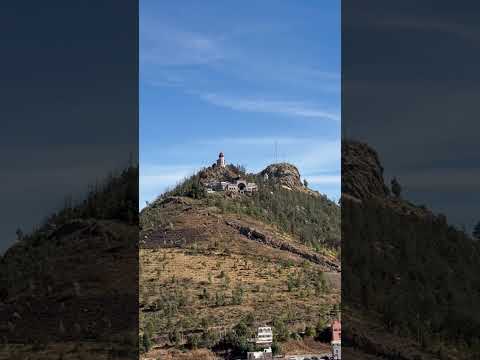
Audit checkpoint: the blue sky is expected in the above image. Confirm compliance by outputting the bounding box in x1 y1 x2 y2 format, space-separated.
140 1 340 208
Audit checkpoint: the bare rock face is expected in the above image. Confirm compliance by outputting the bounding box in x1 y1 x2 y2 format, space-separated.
225 220 340 272
260 163 303 190
342 140 389 200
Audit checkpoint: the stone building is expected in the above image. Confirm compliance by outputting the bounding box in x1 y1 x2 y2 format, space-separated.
208 179 257 194
206 152 258 194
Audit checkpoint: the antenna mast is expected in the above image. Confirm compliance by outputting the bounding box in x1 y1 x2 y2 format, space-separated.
274 140 278 163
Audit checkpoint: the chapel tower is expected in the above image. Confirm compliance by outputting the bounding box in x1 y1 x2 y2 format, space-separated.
217 152 226 168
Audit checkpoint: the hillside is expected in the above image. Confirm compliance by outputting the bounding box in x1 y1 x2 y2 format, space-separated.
0 167 139 360
158 163 340 252
139 163 341 359
342 140 480 359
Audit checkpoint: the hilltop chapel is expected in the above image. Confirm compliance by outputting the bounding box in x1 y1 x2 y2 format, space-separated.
207 152 257 194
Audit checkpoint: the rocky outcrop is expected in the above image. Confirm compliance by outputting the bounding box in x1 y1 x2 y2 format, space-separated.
225 220 340 272
342 140 389 200
198 164 242 184
260 163 304 190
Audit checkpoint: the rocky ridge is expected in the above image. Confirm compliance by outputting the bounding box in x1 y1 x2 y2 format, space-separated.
225 220 340 272
197 162 309 193
342 140 389 200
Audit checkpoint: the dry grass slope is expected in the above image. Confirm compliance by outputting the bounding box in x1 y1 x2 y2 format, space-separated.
140 194 340 359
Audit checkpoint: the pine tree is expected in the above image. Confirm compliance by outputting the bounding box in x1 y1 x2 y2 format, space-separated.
473 221 480 240
15 228 23 242
391 177 402 198
142 330 151 353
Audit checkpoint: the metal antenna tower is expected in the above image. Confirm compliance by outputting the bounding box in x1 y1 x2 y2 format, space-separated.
274 140 278 163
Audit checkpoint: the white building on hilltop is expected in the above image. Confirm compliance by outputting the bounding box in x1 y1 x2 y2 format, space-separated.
217 152 226 168
206 152 258 194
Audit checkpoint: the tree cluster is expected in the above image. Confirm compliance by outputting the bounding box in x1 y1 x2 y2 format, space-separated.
343 197 480 352
216 179 341 252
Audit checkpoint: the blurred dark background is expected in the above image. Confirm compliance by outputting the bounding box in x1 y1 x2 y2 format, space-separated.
0 1 138 357
342 1 480 358
343 0 480 234
0 1 138 253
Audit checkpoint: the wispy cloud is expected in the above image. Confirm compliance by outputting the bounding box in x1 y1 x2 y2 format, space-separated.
307 174 341 185
196 136 310 146
140 21 225 66
139 11 341 204
140 18 339 94
200 93 340 121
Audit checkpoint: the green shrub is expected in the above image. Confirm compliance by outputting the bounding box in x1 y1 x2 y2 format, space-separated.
271 341 281 355
231 285 245 305
220 182 340 252
273 317 290 342
305 326 316 337
142 330 151 353
187 334 201 349
168 328 182 347
215 291 226 307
